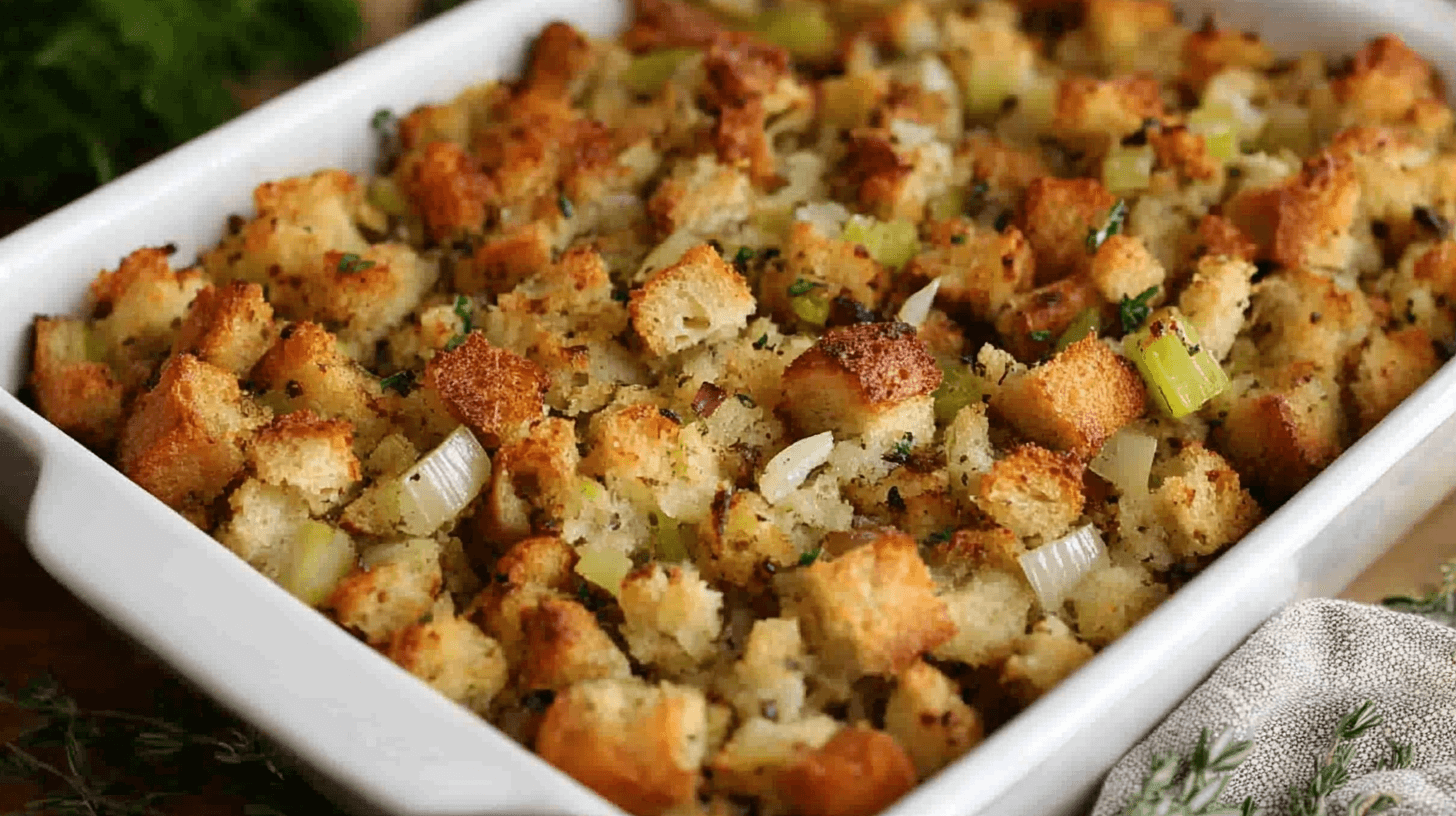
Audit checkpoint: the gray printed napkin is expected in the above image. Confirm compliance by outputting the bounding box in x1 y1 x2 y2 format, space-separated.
1092 600 1456 815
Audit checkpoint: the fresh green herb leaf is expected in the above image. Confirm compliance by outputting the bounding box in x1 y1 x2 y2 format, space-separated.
380 371 415 395
734 246 755 265
612 288 630 304
924 527 954 545
1120 727 1256 816
787 278 823 296
951 233 968 245
558 192 575 219
798 548 821 567
370 108 396 133
1029 329 1052 342
883 432 914 465
1086 198 1129 254
735 393 757 408
453 294 474 334
1382 559 1455 627
753 334 770 350
336 252 376 274
1119 286 1159 334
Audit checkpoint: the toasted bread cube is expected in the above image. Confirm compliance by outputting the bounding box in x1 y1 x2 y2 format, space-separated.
781 323 942 437
248 411 360 512
926 526 1026 582
631 245 756 357
646 155 754 238
778 726 918 816
171 281 276 376
1053 75 1164 156
1351 326 1442 434
1177 256 1257 362
400 141 496 241
993 276 1105 360
991 337 1146 457
583 402 726 523
1212 364 1345 501
328 538 443 645
1084 0 1175 59
455 221 553 296
118 355 268 527
945 403 995 503
1385 240 1456 344
726 618 810 723
1335 35 1439 124
1152 443 1263 558
385 609 508 714
760 222 891 320
884 660 984 777
710 715 841 800
250 321 391 450
89 247 210 388
469 568 572 666
1181 27 1275 91
975 444 1085 540
29 317 127 451
932 569 1034 667
536 678 708 816
1147 125 1220 183
1000 616 1094 702
842 130 955 223
481 417 581 544
1087 234 1165 303
1189 214 1258 264
1019 178 1120 284
1249 268 1374 372
906 224 1035 321
620 563 724 674
1224 153 1360 271
518 597 632 691
792 531 954 677
268 244 438 352
423 332 547 447
521 21 596 98
215 478 310 580
1066 562 1168 646
696 490 799 589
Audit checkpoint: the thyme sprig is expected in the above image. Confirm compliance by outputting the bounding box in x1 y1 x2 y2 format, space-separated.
1289 701 1410 816
1382 559 1456 627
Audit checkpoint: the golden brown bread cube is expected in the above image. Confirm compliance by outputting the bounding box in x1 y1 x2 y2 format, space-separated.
29 317 127 452
89 246 210 389
883 659 985 777
399 141 496 241
1248 267 1375 373
778 725 918 816
780 322 942 437
467 536 578 661
247 410 360 513
1349 326 1442 435
975 444 1085 540
1223 152 1361 272
521 21 596 99
1087 233 1165 304
384 609 509 714
250 321 391 451
328 538 443 645
695 489 799 590
710 715 841 800
170 281 276 377
1067 562 1168 646
791 530 954 677
266 244 437 352
518 597 632 692
619 563 724 674
841 128 955 223
455 221 553 296
118 354 269 527
991 337 1147 458
536 678 708 816
423 332 548 447
630 244 756 357
906 223 1035 321
926 525 1026 579
932 569 1035 668
646 155 754 239
760 221 890 319
1053 74 1165 156
1147 125 1220 184
1153 443 1264 559
481 417 581 545
1019 177 1120 284
1177 256 1258 362
1000 616 1094 702
1334 35 1440 124
1212 363 1345 502
993 276 1105 361
724 617 811 723
1180 27 1275 91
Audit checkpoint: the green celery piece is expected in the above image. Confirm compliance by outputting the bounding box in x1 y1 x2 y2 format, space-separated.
1126 328 1228 419
367 177 410 216
655 517 691 561
1056 308 1103 351
756 3 836 61
1102 144 1154 195
933 362 986 424
842 217 920 269
622 47 698 96
791 292 831 326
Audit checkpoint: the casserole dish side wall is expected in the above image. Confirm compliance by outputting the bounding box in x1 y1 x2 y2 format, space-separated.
4 1 1456 814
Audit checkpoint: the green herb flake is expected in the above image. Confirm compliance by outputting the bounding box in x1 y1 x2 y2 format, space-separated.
735 393 757 408
951 233 968 245
558 192 575 219
371 108 396 133
336 252 376 274
753 334 770 350
453 294 474 334
787 278 823 296
380 370 415 395
1085 198 1129 254
1118 285 1159 334
1029 329 1052 342
612 288 630 304
798 548 822 567
734 246 755 265
925 527 954 545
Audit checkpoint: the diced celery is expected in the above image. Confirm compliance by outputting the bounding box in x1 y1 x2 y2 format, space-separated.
1017 77 1057 128
933 361 986 424
82 325 109 364
655 517 692 561
281 521 356 607
1187 105 1240 163
1101 144 1154 196
1124 318 1230 419
790 292 831 326
964 63 1014 118
623 47 699 96
1261 103 1314 156
928 188 968 221
753 206 793 239
367 177 410 217
756 3 836 61
1055 308 1103 352
841 216 920 269
575 548 633 598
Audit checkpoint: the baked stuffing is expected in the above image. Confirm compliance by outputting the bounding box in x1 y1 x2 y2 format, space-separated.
27 1 1456 813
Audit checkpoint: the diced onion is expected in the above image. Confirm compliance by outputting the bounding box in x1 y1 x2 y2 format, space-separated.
398 426 491 535
795 201 852 237
1019 524 1109 611
575 547 633 597
912 55 957 97
897 277 942 327
890 118 937 148
760 431 835 505
1089 428 1157 498
281 521 356 607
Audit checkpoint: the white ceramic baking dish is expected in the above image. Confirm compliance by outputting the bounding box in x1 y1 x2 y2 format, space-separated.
4 1 1456 814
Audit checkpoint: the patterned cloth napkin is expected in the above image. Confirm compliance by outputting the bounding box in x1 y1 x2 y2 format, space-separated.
1092 600 1456 815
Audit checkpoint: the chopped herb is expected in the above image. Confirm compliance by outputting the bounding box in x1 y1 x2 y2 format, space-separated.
734 246 756 265
1413 205 1452 238
612 288 630 303
994 211 1013 231
891 432 914 460
887 485 906 511
925 527 954 545
951 233 968 245
659 407 683 424
753 334 770 350
787 278 823 296
336 252 376 274
1029 329 1052 342
443 294 474 351
798 548 822 567
558 192 575 219
735 393 757 408
1119 285 1159 334
380 370 416 395
1085 198 1129 254
370 108 396 133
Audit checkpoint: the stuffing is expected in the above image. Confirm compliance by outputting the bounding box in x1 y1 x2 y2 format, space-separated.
1334 35 1440 125
788 530 954 678
423 332 548 447
1181 26 1275 91
932 568 1034 667
1176 256 1258 362
118 354 269 527
250 321 391 451
695 489 800 589
841 128 956 222
215 478 311 580
1019 177 1120 284
883 659 984 777
991 337 1147 457
1350 326 1443 434
906 222 1035 321
1087 234 1166 304
1067 562 1169 647
993 276 1106 361
327 538 443 645
537 678 707 816
945 403 995 503
247 410 360 512
480 416 580 544
778 725 918 816
170 281 276 377
1223 152 1361 272
582 401 726 523
1248 268 1375 373
630 244 756 357
619 563 724 674
780 322 942 437
709 715 841 800
1000 616 1095 702
760 221 891 320
724 617 810 723
1151 443 1263 559
974 444 1086 541
1382 240 1456 344
926 526 1026 581
646 155 754 238
264 244 437 353
1211 363 1346 501
1189 214 1259 264
385 608 509 714
455 221 554 296
1053 74 1165 156
89 247 210 389
518 596 633 691
28 317 127 451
